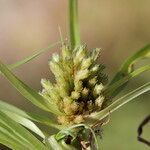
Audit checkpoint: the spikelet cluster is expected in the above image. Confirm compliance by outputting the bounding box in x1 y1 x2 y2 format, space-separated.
40 45 108 124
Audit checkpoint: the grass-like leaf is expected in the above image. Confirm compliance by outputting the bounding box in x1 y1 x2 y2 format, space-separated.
0 110 49 150
0 133 25 150
0 41 60 76
0 100 44 138
104 65 150 96
28 113 64 130
109 44 150 97
0 100 63 130
87 82 150 123
0 60 62 116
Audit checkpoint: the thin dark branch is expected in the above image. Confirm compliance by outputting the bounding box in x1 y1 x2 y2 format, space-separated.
137 114 150 146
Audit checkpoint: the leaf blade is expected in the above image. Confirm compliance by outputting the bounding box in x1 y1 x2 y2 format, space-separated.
121 44 150 73
0 41 60 75
87 82 150 123
0 100 63 130
104 65 150 97
0 60 62 115
0 110 49 150
109 44 150 97
0 133 25 150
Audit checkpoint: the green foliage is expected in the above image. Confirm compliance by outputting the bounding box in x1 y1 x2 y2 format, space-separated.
0 41 60 75
0 0 150 149
0 100 62 131
109 44 150 98
0 100 45 138
0 110 49 150
0 60 62 115
104 65 150 101
0 43 149 150
87 82 150 123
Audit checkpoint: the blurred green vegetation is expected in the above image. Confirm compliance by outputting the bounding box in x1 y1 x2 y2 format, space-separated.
0 0 149 149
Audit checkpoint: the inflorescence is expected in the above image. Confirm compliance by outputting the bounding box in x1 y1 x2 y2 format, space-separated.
40 44 108 124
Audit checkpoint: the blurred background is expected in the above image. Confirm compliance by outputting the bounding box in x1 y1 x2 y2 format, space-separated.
0 0 150 149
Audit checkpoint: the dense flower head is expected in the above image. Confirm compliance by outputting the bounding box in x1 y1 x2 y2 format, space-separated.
40 44 108 124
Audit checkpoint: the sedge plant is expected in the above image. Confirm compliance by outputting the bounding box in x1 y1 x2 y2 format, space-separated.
0 0 150 150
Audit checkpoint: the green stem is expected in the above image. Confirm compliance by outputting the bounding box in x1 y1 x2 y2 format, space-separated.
69 0 80 49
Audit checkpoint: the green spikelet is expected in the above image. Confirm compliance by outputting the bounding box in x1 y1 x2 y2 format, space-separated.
40 44 108 125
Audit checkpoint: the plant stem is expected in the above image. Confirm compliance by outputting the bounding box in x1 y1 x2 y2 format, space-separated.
69 0 80 49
